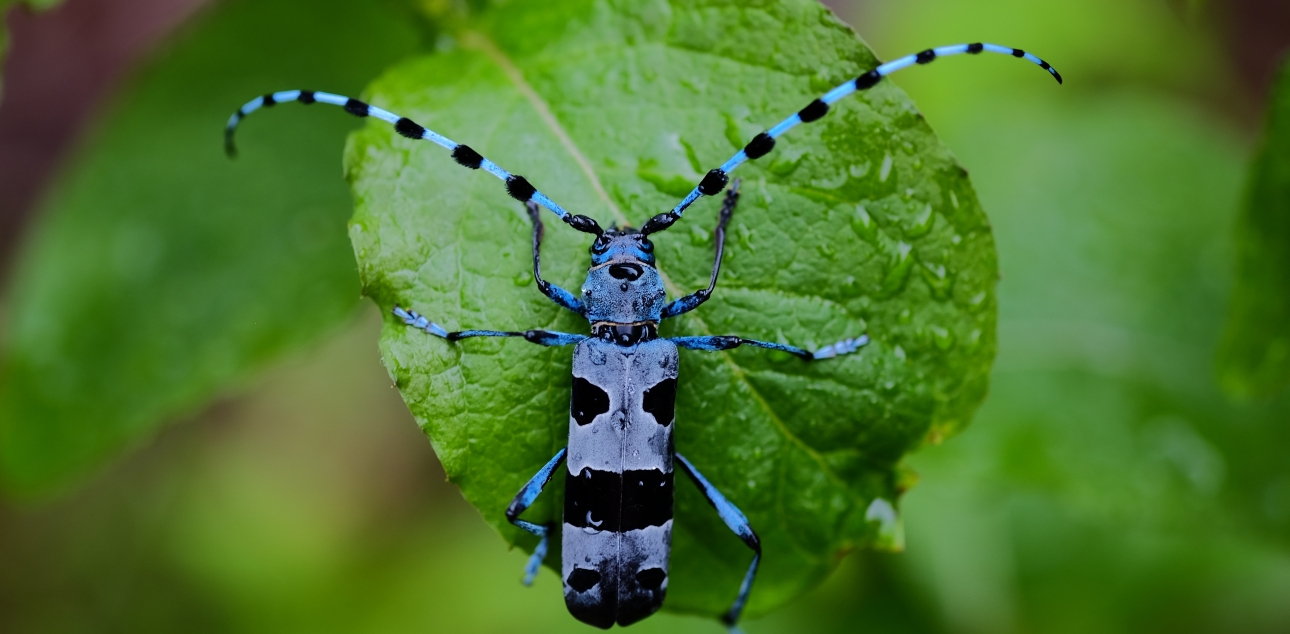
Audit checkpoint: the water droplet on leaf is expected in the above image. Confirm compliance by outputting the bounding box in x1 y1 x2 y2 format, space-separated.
905 204 935 239
919 260 953 300
690 225 711 247
929 326 954 351
879 242 915 297
879 154 893 182
851 205 877 243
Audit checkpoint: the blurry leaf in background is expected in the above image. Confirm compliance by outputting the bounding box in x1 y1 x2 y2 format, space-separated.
1218 59 1290 399
837 0 1290 632
0 0 63 96
348 0 1015 616
900 95 1290 633
0 0 423 495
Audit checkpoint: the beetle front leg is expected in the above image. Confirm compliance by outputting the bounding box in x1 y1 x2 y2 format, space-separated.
526 201 585 316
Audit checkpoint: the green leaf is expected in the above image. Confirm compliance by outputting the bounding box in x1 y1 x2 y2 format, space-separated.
1218 59 1290 398
0 0 422 494
348 0 999 617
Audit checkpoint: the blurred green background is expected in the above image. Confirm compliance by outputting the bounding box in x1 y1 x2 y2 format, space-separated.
2 0 1289 632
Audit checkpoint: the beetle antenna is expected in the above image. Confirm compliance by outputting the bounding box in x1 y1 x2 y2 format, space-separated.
224 90 603 235
639 42 1062 234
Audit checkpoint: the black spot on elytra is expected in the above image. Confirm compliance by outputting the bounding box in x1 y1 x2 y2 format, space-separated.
620 468 673 529
571 377 610 426
565 468 673 531
636 568 666 590
642 378 676 426
567 568 601 593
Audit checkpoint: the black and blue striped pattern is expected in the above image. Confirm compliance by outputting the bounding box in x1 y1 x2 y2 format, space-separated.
653 42 1062 227
224 89 582 228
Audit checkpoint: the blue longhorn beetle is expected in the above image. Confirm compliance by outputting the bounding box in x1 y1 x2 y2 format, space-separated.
226 42 1059 632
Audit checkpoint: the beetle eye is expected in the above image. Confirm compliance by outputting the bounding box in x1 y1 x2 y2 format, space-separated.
640 239 654 252
591 238 609 254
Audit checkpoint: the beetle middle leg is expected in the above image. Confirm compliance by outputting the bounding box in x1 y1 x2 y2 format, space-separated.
526 201 586 316
505 447 567 585
670 333 869 361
